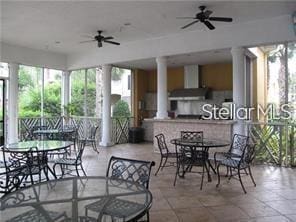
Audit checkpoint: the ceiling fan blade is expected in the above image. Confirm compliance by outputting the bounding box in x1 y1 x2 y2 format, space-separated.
204 20 215 30
176 17 196 19
181 20 199 29
103 36 114 40
209 17 233 22
203 10 213 17
81 35 95 39
80 40 96 43
104 40 120 45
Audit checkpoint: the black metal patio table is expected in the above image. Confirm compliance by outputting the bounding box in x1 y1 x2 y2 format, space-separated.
171 138 230 182
0 176 153 222
33 128 76 140
5 140 73 179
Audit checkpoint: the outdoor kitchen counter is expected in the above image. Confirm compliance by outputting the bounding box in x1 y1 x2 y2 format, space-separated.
142 118 236 152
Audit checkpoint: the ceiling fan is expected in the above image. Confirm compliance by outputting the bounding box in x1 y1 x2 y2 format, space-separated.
80 30 120 48
177 6 233 30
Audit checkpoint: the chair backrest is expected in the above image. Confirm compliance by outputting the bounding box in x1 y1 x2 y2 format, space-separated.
181 131 203 141
155 134 169 155
89 125 99 139
1 147 25 195
2 148 27 170
229 134 249 156
26 147 48 169
106 156 155 189
242 143 257 164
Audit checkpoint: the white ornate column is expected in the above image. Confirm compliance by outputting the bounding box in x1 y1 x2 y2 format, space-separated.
95 68 103 118
61 70 70 116
99 64 113 147
231 46 246 135
7 63 19 143
155 56 168 119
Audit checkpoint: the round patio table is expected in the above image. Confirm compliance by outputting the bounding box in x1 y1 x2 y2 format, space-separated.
5 140 74 179
5 140 73 152
0 176 152 222
171 138 230 181
33 128 76 141
171 138 230 148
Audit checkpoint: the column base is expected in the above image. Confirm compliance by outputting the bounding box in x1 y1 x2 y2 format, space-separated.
155 111 169 119
99 141 114 147
154 116 170 120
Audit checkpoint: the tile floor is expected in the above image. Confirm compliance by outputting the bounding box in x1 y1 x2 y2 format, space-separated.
82 142 296 222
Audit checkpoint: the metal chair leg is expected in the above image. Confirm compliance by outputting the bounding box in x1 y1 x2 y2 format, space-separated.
216 164 221 188
155 157 163 176
174 160 180 186
238 168 247 194
76 165 80 177
200 164 205 190
248 166 256 187
81 164 87 177
161 157 168 171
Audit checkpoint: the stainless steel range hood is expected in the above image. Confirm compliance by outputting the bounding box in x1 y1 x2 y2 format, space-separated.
169 88 209 101
169 65 209 101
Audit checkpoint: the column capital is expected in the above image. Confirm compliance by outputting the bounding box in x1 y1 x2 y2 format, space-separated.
231 46 245 56
8 62 19 68
63 70 70 75
102 64 112 68
156 56 167 64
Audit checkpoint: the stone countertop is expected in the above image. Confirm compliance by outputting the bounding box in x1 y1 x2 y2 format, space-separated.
143 118 236 125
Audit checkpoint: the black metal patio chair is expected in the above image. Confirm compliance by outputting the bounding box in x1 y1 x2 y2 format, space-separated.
2 147 49 186
52 140 87 178
0 147 25 195
216 143 257 194
80 125 100 153
213 134 249 173
85 156 155 222
181 131 203 141
154 133 177 176
174 131 208 190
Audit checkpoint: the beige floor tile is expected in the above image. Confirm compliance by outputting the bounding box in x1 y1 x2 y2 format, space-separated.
208 205 249 221
150 210 179 222
238 202 281 218
167 196 203 209
264 200 296 215
175 207 217 222
243 215 292 222
42 143 296 221
286 215 296 222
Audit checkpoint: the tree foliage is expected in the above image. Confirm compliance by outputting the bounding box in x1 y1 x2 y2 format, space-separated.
112 100 131 117
111 67 124 81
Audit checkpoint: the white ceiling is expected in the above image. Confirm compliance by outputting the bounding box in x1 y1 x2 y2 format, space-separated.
1 1 295 55
115 48 232 69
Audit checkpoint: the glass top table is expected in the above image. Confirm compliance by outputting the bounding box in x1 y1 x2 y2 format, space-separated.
171 138 230 181
5 140 74 152
0 176 152 222
33 129 75 135
171 138 230 148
